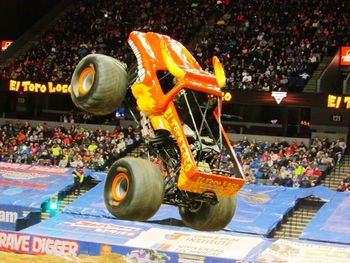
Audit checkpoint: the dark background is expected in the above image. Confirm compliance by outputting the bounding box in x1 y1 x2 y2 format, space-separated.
0 0 62 40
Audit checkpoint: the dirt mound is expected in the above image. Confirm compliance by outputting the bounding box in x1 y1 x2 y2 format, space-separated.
0 252 131 263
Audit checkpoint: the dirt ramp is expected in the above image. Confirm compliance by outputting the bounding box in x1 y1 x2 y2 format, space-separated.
0 252 130 263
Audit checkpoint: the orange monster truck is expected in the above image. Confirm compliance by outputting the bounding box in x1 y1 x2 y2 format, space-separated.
70 31 246 231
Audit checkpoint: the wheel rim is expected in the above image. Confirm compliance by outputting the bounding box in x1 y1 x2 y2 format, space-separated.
111 172 129 202
188 201 203 213
78 65 95 96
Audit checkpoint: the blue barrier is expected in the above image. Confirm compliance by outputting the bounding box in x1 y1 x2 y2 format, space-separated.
0 162 74 230
17 213 269 261
0 213 343 261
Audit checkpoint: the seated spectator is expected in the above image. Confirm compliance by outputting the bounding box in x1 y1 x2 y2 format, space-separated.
338 138 347 155
336 179 350 192
343 173 350 184
281 173 294 187
292 175 300 188
125 134 134 151
258 162 270 180
245 172 256 184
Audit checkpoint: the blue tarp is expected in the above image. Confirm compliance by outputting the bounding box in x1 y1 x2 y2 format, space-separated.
62 182 182 221
228 185 339 235
0 162 74 230
301 192 350 244
63 181 343 236
228 185 293 235
62 182 111 218
0 162 74 209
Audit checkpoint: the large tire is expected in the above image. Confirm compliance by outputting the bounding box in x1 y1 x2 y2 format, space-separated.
179 195 236 231
71 54 128 115
104 157 164 221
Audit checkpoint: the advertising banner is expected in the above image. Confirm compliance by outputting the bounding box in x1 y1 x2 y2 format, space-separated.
1 40 13 52
8 79 71 94
22 213 268 261
0 205 22 231
340 46 350 66
258 239 350 262
125 227 265 260
0 231 79 256
0 229 196 262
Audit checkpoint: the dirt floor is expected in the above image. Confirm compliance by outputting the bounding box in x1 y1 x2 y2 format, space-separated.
0 252 131 263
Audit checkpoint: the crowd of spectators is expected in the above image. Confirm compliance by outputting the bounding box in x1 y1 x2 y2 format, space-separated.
0 121 142 171
195 0 349 91
233 136 346 188
0 119 348 191
2 0 348 94
0 0 228 83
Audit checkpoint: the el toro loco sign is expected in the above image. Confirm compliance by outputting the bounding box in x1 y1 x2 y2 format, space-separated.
9 80 71 94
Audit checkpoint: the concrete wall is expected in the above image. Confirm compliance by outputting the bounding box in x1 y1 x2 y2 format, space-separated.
310 108 349 133
227 133 311 147
0 117 347 146
311 132 347 144
0 118 118 132
318 49 342 93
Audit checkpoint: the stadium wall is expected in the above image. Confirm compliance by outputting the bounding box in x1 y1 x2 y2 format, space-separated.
227 133 310 146
317 49 342 93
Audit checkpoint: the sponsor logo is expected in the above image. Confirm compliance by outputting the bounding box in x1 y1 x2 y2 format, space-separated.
126 228 265 259
0 210 18 223
343 50 350 62
195 176 238 191
0 169 49 180
271 91 287 104
62 221 142 237
0 179 47 189
0 162 70 175
1 40 13 52
340 46 350 66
